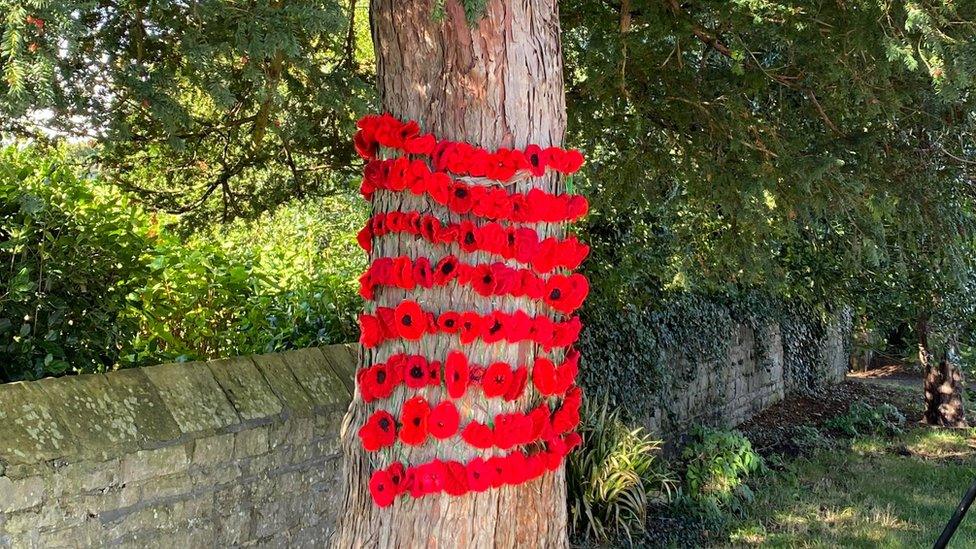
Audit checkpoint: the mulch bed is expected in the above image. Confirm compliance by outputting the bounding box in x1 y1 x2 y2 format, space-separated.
737 379 921 458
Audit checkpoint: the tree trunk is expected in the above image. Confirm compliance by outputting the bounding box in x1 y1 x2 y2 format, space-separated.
332 0 570 546
918 319 968 428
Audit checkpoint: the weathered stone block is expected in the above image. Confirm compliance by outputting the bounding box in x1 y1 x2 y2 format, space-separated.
282 349 350 409
0 382 76 466
234 426 270 459
120 445 189 485
251 353 316 416
207 357 283 421
191 432 236 466
0 476 44 513
142 361 240 434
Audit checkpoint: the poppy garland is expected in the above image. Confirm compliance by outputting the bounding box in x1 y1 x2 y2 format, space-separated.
356 211 590 274
358 388 582 453
354 113 585 181
361 157 589 223
357 349 580 403
354 114 589 508
359 255 589 314
358 300 582 350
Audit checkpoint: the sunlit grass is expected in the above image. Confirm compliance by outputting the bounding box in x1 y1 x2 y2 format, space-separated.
720 427 976 548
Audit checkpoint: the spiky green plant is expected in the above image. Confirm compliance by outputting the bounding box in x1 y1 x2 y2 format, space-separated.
567 398 677 543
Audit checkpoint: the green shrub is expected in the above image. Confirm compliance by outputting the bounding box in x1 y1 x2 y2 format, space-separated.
679 427 764 517
0 145 151 381
1 143 366 380
567 398 677 543
825 402 906 438
125 195 366 364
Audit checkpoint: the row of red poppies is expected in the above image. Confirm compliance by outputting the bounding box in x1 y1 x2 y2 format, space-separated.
355 114 585 182
358 349 581 404
359 387 581 454
358 255 590 314
361 157 589 224
356 212 589 274
359 300 582 350
368 433 582 507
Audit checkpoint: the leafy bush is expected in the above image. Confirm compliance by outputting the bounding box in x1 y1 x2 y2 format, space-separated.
679 427 764 517
1 144 365 380
825 402 906 438
0 145 151 381
567 398 677 543
125 195 366 364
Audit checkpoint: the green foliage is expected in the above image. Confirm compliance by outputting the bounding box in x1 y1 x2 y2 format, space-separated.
567 398 677 543
825 402 906 438
0 145 150 380
126 196 365 364
0 144 363 380
679 427 764 517
1 0 374 225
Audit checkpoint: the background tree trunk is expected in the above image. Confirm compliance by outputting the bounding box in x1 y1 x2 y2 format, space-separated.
332 0 570 546
918 318 968 428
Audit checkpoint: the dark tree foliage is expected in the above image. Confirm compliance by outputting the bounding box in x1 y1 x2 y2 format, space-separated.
1 0 374 224
563 0 976 312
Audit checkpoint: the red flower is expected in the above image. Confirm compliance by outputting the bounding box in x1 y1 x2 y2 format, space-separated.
437 311 461 333
466 457 494 493
552 316 583 348
404 355 429 389
482 311 507 344
524 144 546 177
404 133 436 155
445 351 470 399
444 461 469 496
364 361 399 400
358 410 396 452
448 184 474 214
506 310 533 342
544 273 590 314
356 225 373 253
427 359 442 385
412 460 447 497
555 351 580 393
493 412 533 449
434 255 460 285
530 316 555 348
428 401 460 439
532 357 559 396
482 362 513 398
461 422 494 449
504 366 528 402
394 300 427 340
470 264 496 296
399 396 431 446
459 311 485 344
386 462 407 495
369 469 396 507
412 257 434 289
359 314 383 348
487 455 509 488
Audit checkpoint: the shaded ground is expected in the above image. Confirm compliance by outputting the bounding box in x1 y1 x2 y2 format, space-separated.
738 378 919 458
848 362 922 391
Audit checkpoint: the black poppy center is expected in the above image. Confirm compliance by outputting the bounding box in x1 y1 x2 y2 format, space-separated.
441 262 455 274
489 320 503 334
529 153 541 166
464 232 476 245
401 315 413 326
444 318 456 328
379 417 391 431
376 370 387 383
412 417 421 427
482 275 493 285
549 288 562 300
454 188 468 199
410 365 424 379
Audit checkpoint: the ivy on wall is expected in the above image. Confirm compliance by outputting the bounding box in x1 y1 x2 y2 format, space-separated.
577 291 851 424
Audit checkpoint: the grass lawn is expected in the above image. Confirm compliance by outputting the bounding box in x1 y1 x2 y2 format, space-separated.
722 392 976 548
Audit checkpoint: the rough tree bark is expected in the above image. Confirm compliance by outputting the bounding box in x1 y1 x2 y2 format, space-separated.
332 0 570 546
917 318 968 428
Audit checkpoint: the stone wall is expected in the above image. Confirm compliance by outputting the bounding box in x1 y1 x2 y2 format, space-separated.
0 345 355 548
645 315 849 435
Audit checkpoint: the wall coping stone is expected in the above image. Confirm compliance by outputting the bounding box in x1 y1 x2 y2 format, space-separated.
0 344 357 472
